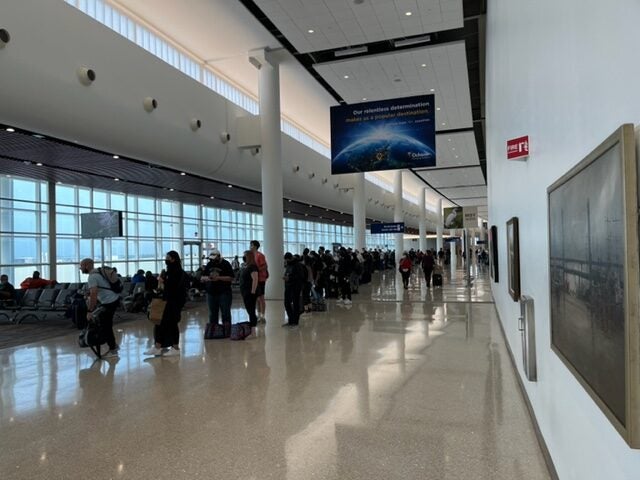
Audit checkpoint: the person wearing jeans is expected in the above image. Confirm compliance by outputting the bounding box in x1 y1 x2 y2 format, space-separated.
239 250 259 327
202 248 234 335
283 253 304 327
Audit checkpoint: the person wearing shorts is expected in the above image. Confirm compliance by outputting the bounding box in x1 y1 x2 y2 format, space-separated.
250 240 268 323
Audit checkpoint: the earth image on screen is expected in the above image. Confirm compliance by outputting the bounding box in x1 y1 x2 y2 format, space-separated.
332 131 434 174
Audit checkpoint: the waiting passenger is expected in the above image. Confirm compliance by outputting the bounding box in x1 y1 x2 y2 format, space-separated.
131 269 146 284
399 252 412 289
250 240 269 323
202 249 234 333
20 271 55 289
144 251 187 357
0 274 17 302
80 258 120 358
239 250 259 327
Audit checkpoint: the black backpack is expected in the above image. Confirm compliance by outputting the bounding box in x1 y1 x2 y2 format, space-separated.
98 267 123 293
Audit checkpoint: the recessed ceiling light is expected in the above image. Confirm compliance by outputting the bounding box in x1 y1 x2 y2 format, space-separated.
405 11 412 16
210 196 215 199
421 63 427 68
320 216 323 219
326 208 329 211
288 199 292 202
36 162 43 166
344 75 350 79
6 128 15 132
362 97 367 101
452 147 455 151
33 134 45 139
180 172 186 176
114 178 119 182
113 155 119 159
308 29 314 33
287 210 291 213
227 184 233 188
169 188 174 192
242 202 246 205
442 123 446 126
448 138 451 142
305 213 308 216
309 204 312 207
56 181 61 184
430 88 435 92
436 107 441 111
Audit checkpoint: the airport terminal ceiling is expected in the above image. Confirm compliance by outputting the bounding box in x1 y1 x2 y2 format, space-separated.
110 0 487 219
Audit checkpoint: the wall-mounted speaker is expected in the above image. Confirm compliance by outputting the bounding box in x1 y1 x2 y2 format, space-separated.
143 97 158 112
0 29 10 48
190 118 202 131
76 66 96 86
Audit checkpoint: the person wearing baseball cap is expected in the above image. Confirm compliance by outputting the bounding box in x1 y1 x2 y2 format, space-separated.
202 248 234 336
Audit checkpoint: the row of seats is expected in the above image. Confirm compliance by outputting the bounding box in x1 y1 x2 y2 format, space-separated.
0 282 147 324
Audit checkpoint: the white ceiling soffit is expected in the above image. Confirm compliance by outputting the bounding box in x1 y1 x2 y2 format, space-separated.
112 0 337 143
254 0 464 54
416 166 485 189
434 131 479 168
314 41 472 129
438 185 487 199
454 198 487 208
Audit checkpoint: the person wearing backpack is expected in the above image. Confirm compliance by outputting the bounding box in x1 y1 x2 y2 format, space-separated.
80 258 120 358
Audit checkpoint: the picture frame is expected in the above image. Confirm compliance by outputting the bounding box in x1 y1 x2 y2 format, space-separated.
489 225 499 282
506 217 520 301
547 123 640 448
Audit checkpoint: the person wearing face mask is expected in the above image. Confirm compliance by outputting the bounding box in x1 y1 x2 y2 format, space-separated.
202 248 234 336
144 251 187 357
239 250 259 327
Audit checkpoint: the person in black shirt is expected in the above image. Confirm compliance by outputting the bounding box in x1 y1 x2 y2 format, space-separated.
337 248 353 305
283 252 305 327
422 250 436 288
202 248 234 331
0 274 16 302
239 250 259 327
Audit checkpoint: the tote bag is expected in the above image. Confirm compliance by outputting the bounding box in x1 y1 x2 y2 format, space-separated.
148 298 167 325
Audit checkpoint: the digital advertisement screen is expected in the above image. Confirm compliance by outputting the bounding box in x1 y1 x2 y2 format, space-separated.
80 211 123 239
330 94 436 175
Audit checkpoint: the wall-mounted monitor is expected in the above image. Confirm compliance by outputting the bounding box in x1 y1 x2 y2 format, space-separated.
80 211 123 239
330 95 435 175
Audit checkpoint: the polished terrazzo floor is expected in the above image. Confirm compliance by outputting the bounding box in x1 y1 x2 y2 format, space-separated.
0 265 550 479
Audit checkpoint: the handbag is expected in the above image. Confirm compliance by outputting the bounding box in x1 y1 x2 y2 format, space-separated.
148 298 167 325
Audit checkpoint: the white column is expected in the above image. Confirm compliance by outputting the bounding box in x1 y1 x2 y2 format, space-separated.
450 235 457 277
353 172 366 251
436 198 443 253
418 187 427 252
394 170 404 251
253 49 284 299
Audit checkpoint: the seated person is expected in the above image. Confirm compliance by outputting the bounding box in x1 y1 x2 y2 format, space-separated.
0 274 17 302
131 269 146 284
20 271 55 289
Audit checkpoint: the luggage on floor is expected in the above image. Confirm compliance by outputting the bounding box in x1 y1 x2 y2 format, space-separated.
71 297 88 330
230 322 252 341
433 273 443 287
311 300 327 312
78 319 105 358
204 322 229 339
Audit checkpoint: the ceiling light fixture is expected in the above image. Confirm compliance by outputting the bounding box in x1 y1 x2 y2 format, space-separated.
169 188 174 191
227 184 233 188
394 35 430 48
210 196 215 199
114 178 119 182
180 172 186 176
362 97 367 101
421 63 427 68
430 88 435 92
405 11 412 16
6 128 15 132
343 75 350 79
36 162 43 166
242 202 246 205
436 107 441 111
308 29 314 33
113 155 119 159
334 46 368 58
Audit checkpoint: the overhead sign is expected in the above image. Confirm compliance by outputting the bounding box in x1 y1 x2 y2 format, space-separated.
330 95 436 175
370 222 405 234
507 135 529 160
443 207 463 229
463 206 478 228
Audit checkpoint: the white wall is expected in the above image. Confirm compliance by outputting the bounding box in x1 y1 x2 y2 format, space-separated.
0 0 425 227
486 1 640 478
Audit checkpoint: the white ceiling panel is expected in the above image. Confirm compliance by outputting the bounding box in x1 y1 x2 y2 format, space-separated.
454 198 487 208
314 42 473 129
429 132 479 168
254 0 464 53
416 166 485 188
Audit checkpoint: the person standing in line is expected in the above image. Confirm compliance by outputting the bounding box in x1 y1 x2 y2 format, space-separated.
421 249 436 288
144 251 187 357
399 252 413 289
80 258 120 358
282 252 305 327
336 248 353 305
202 248 234 334
239 250 259 327
250 240 268 323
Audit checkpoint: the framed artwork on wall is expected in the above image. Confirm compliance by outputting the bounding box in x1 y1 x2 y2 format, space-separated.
489 225 499 282
548 123 640 448
506 217 520 301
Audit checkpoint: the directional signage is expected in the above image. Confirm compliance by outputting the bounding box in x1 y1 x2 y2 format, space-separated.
370 222 405 234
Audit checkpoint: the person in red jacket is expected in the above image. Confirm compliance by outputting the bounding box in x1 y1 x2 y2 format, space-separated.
20 271 55 289
399 253 413 289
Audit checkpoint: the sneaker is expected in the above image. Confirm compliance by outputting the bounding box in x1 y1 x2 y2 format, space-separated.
143 346 163 356
102 349 119 359
163 347 180 357
343 299 352 305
